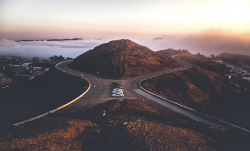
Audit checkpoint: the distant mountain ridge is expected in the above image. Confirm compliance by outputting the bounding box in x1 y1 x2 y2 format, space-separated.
69 39 180 79
157 48 191 56
16 38 83 42
217 52 250 66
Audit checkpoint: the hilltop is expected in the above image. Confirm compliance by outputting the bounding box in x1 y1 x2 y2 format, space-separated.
69 39 180 79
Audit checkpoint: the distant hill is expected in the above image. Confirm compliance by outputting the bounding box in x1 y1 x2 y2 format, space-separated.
157 48 191 56
217 52 250 66
158 50 226 77
69 39 180 79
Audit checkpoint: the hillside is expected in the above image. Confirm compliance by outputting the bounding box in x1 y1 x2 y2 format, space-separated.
69 39 180 79
159 50 227 76
217 52 250 66
141 65 250 129
0 63 88 129
158 48 191 56
1 99 250 151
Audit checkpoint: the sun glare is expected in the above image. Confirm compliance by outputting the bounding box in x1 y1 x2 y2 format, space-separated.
220 0 250 24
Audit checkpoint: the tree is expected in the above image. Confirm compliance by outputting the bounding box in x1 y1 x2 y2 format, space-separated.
50 56 54 61
58 55 65 60
66 57 73 60
210 54 215 59
239 79 249 90
31 57 39 63
50 55 60 61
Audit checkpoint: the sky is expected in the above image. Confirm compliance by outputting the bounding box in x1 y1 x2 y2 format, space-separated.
0 0 250 57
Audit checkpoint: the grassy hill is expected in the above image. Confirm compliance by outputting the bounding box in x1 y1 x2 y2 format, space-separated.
69 39 180 79
217 52 250 66
159 50 227 76
0 63 88 129
141 62 250 130
1 99 250 151
158 48 191 56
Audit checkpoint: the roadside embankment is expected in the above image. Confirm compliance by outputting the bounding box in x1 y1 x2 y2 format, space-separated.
0 62 88 129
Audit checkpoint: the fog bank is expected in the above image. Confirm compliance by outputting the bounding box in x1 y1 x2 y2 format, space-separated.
0 39 108 58
1 29 250 59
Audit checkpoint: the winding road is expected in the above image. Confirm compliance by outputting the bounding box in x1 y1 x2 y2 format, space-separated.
52 57 250 133
13 57 250 133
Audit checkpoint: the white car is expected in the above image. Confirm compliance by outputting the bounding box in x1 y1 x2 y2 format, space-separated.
113 92 123 95
112 91 123 94
112 93 124 97
112 90 123 93
113 88 122 91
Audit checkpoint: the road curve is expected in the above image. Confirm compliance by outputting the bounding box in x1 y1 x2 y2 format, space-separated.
13 57 250 133
55 58 250 133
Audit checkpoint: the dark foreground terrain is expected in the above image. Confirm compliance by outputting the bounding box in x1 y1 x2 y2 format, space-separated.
1 99 250 151
0 63 88 129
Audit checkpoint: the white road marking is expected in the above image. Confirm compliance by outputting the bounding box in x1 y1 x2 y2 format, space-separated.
191 117 199 121
71 110 75 112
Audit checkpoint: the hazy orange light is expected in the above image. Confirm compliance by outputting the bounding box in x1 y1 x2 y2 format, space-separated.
219 0 250 25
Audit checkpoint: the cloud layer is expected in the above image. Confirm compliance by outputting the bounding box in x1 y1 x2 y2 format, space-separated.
0 39 107 58
1 29 250 59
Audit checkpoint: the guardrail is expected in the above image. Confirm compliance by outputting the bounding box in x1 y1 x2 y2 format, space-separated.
138 56 250 133
13 61 91 126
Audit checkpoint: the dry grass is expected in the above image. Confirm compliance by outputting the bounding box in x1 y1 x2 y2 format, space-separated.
69 39 180 79
0 118 97 150
141 64 250 130
1 99 250 151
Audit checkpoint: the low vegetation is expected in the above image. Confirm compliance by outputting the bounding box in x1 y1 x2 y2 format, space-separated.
0 63 88 129
158 49 227 76
176 53 227 76
158 48 191 56
217 52 250 66
1 99 250 150
141 64 250 130
69 39 180 79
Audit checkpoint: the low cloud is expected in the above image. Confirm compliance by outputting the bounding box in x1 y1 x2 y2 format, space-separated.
181 29 250 56
0 39 107 58
1 30 250 59
153 37 163 41
140 28 250 56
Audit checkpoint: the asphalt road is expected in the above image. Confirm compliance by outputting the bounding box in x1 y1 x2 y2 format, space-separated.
53 58 250 132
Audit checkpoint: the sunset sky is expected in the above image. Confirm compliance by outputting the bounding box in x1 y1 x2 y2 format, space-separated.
0 0 250 57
